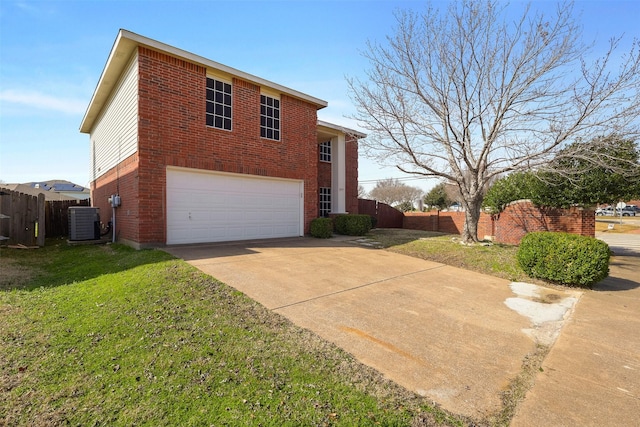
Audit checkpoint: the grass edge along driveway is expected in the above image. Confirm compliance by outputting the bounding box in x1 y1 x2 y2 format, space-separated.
1 241 467 427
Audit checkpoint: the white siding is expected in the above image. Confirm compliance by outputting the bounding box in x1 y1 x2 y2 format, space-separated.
90 52 139 181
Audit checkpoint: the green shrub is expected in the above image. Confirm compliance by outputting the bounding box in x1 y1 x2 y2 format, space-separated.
310 217 334 238
334 214 372 236
517 231 610 287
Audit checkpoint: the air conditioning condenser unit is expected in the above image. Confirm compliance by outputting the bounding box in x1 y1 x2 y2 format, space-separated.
69 207 100 241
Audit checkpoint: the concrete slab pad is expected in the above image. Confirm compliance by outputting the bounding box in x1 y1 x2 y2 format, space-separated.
275 270 534 418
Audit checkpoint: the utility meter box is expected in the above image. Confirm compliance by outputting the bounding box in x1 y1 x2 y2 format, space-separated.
109 195 121 207
69 207 100 241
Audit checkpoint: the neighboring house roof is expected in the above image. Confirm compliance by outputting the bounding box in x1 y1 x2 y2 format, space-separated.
28 180 89 193
80 29 329 134
0 180 90 201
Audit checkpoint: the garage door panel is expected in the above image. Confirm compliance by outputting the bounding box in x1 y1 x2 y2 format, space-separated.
167 168 303 244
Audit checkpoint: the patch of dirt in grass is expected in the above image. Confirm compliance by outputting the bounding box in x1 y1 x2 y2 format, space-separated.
99 243 116 254
487 344 549 427
0 258 36 290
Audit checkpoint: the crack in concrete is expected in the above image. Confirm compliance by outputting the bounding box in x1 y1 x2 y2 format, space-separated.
271 264 448 311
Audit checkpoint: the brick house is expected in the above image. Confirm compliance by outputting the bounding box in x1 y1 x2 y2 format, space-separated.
80 30 363 248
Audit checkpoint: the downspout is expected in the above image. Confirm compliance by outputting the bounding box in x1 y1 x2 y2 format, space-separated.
112 204 116 243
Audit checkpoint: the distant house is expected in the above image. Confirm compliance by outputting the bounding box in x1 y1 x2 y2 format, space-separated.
0 180 90 201
80 30 364 248
30 180 90 200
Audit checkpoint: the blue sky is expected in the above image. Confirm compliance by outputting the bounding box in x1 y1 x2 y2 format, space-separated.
1 0 639 194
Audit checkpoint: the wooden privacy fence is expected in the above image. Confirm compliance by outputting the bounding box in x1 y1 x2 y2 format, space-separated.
358 198 405 228
0 189 91 246
0 189 45 247
46 199 90 238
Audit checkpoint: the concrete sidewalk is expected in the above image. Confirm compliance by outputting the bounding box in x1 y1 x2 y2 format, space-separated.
165 236 579 420
511 254 640 427
596 231 640 256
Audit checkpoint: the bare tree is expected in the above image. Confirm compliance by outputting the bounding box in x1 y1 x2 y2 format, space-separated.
348 0 640 242
369 178 423 208
357 184 368 199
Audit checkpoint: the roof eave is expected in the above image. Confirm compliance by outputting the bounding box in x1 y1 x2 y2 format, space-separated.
317 120 367 139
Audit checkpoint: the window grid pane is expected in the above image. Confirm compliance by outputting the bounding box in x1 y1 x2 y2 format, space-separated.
319 187 331 217
319 141 332 162
206 77 232 130
260 94 280 140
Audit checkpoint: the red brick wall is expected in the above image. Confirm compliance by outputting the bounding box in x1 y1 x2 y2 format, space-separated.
494 201 594 244
403 211 492 239
403 211 438 231
123 46 321 245
317 159 332 187
280 94 320 229
403 201 593 244
91 153 140 245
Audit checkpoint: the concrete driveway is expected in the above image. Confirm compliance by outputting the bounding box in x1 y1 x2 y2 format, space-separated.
164 236 579 420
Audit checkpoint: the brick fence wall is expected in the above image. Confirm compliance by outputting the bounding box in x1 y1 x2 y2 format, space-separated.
403 211 494 239
492 201 594 244
403 200 595 244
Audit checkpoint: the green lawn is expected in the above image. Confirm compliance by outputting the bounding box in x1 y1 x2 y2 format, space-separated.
367 229 528 282
1 240 463 427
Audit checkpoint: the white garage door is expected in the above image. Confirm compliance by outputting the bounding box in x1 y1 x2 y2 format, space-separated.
166 168 303 244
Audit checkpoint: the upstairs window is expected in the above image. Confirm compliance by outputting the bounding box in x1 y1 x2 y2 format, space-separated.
260 94 280 140
319 141 331 163
206 77 232 130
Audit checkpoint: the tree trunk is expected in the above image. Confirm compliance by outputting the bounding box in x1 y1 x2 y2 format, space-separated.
461 197 483 243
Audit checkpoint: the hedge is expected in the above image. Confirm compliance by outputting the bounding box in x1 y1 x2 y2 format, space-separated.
334 214 372 236
517 231 610 287
310 217 334 238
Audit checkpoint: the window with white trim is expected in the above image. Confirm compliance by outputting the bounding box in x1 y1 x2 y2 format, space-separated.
206 77 232 130
260 94 280 140
319 187 331 217
319 141 331 163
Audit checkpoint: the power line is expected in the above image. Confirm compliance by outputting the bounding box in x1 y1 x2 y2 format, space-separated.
358 176 431 184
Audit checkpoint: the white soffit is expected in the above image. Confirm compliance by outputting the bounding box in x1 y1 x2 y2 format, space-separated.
317 120 367 140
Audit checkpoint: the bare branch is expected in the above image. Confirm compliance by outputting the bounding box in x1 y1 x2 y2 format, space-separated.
348 0 640 242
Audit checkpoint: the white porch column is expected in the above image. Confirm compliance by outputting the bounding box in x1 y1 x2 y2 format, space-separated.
331 134 347 214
